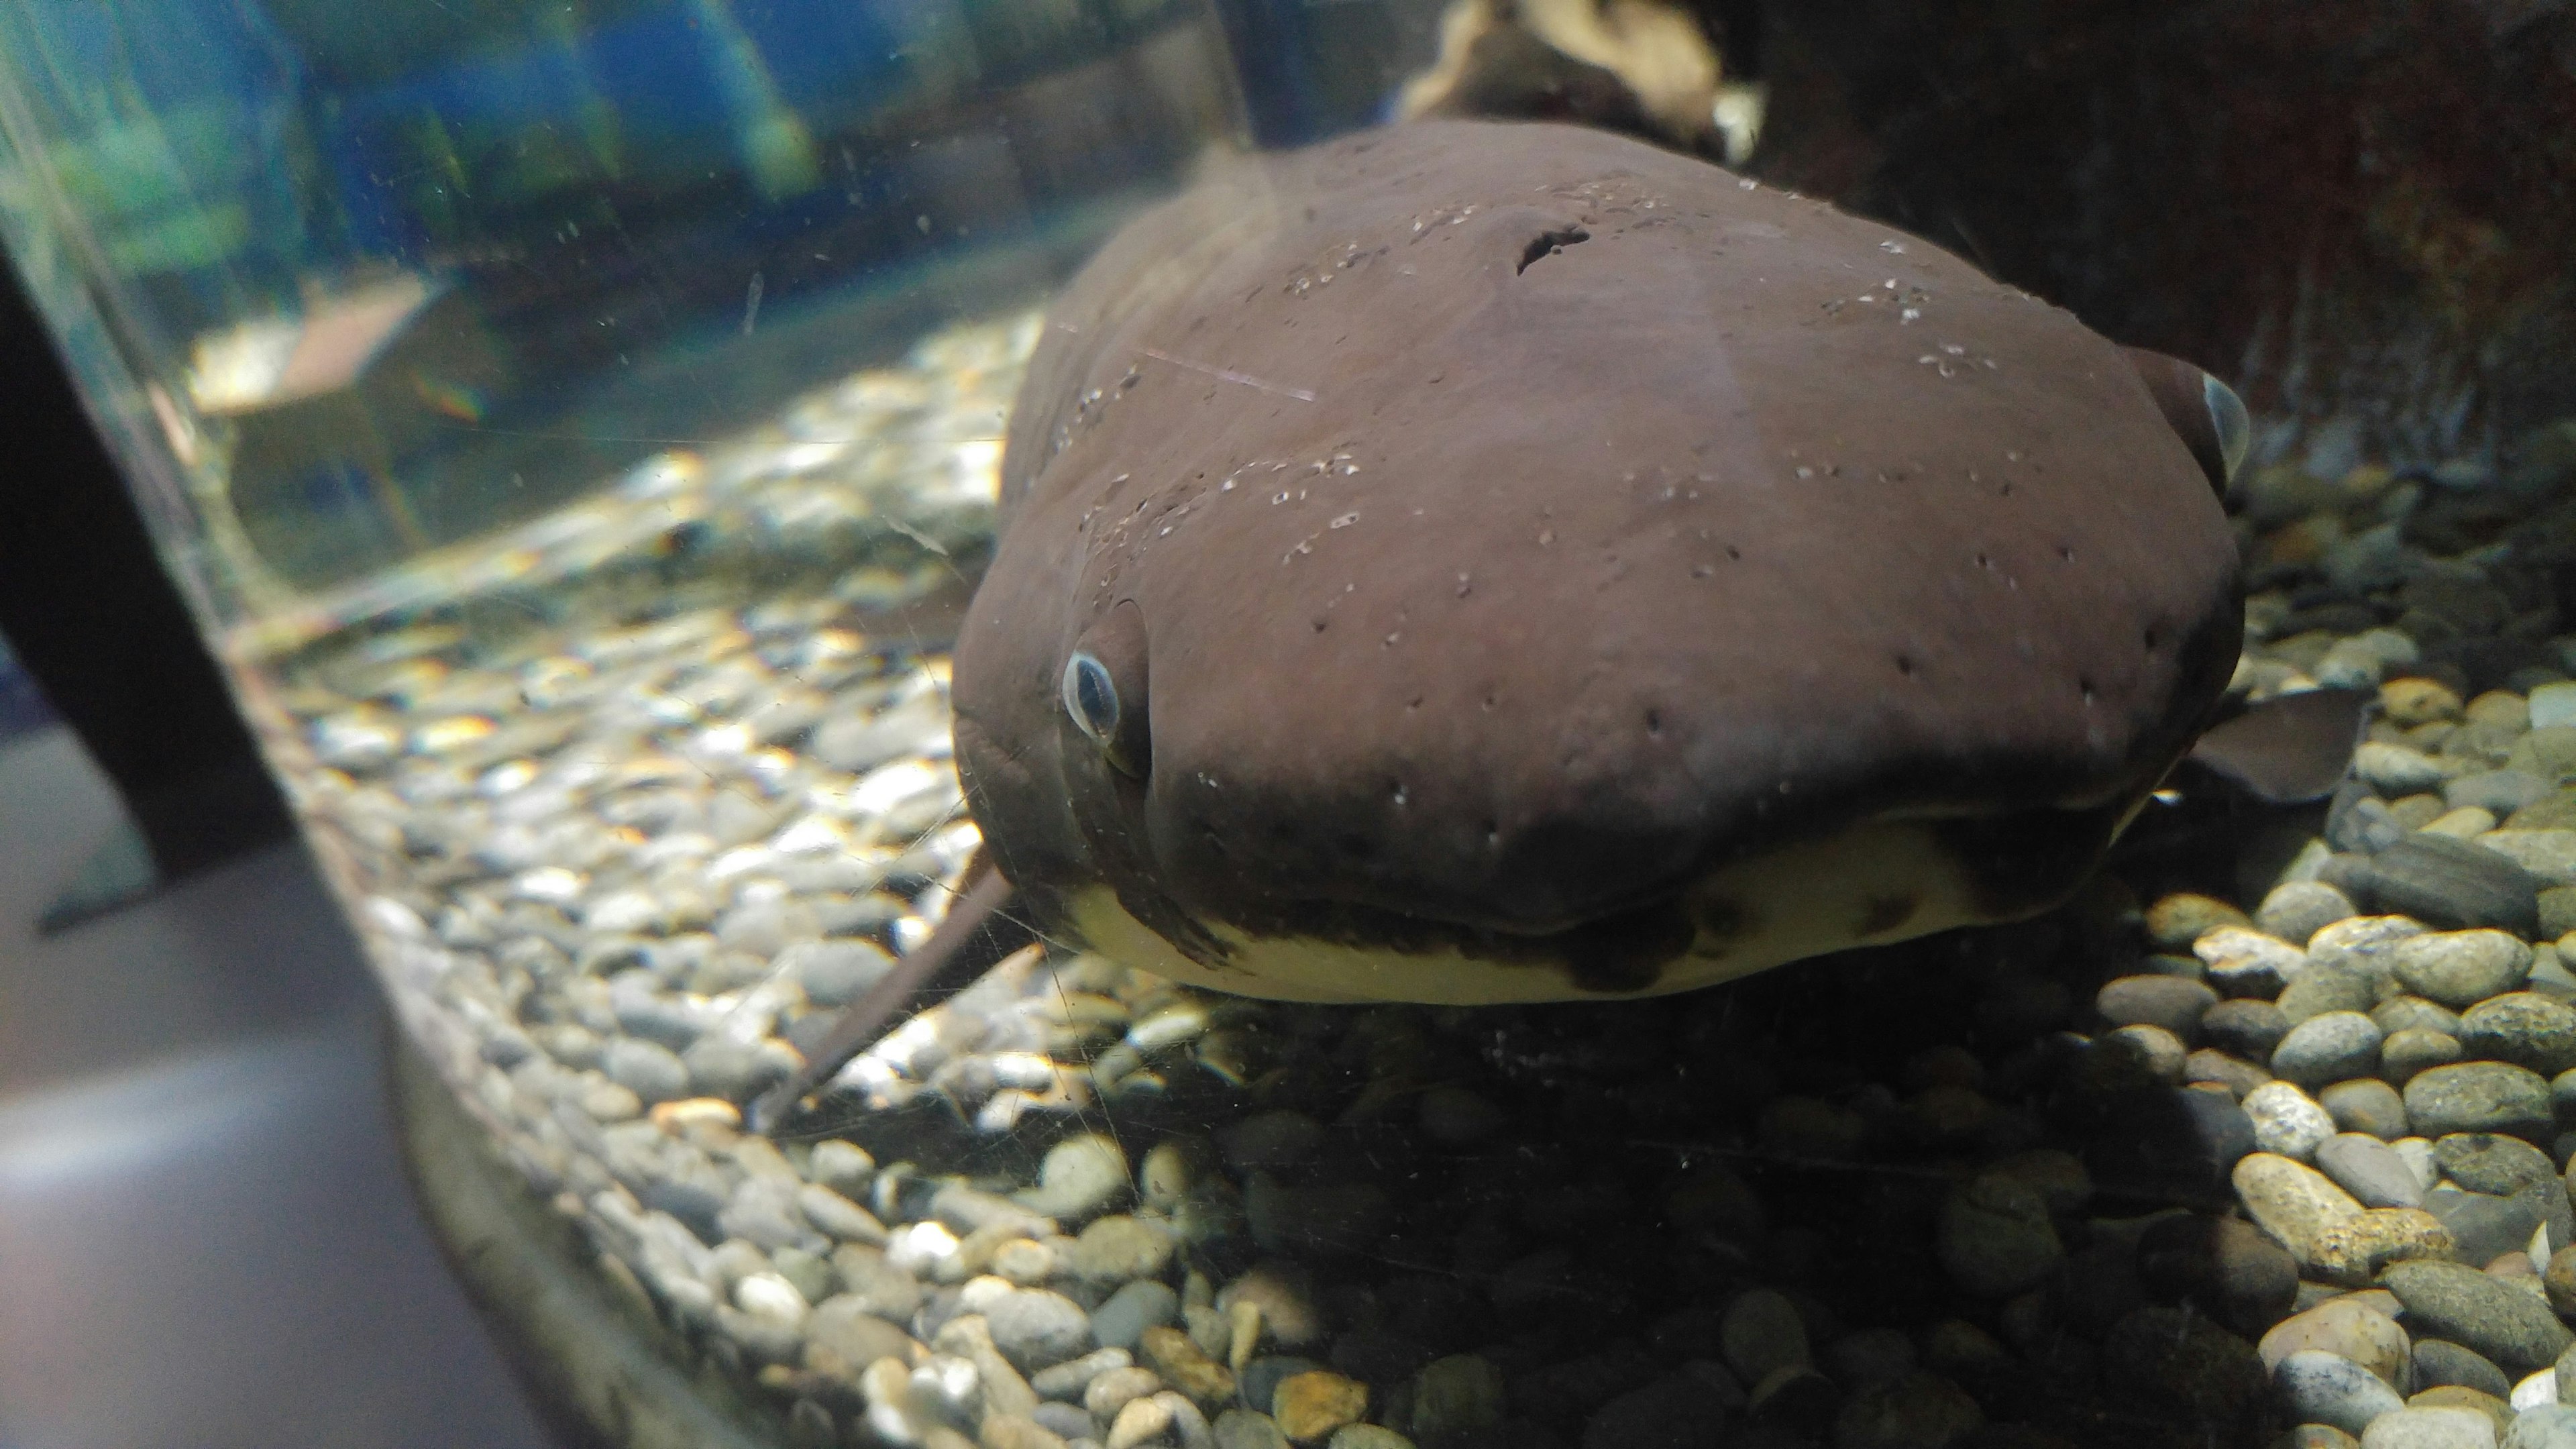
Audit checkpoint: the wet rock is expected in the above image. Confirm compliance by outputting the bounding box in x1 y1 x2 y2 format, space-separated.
1581 1367 1739 1449
2406 1386 2513 1439
2234 1152 2364 1267
2205 998 2298 1061
2507 1404 2576 1449
2318 1134 2430 1208
2088 1085 2259 1199
1271 1370 1368 1442
2431 1134 2557 1195
1831 1370 1984 1449
2192 1049 2277 1099
2361 743 2451 796
2277 1349 2408 1434
2396 932 2539 1009
2286 967 2390 1026
1069 1216 1176 1284
2367 839 2541 936
1722 1289 1812 1387
2546 1246 2576 1318
2385 1030 2469 1085
2310 1209 2459 1287
2279 1014 2390 1088
2267 882 2365 947
2102 1305 2267 1430
2459 994 2576 1075
1141 1325 1238 1409
603 1038 691 1104
2357 1406 2499 1449
2449 772 2552 818
2425 1185 2549 1268
2259 1297 2412 1387
2201 927 2312 998
2405 1063 2555 1139
2478 832 2576 889
2138 1214 2299 1336
808 1295 920 1386
2415 1340 2514 1398
2096 975 2220 1038
1014 1134 1130 1224
1030 1346 1132 1400
1935 1173 2063 1297
2381 997 2469 1035
1409 1355 1507 1449
987 1288 1095 1371
2250 1082 2345 1160
1216 1409 1294 1449
2325 1079 2413 1138
1093 1280 1181 1351
2381 1260 2574 1372
2316 918 2436 987
2151 894 2253 950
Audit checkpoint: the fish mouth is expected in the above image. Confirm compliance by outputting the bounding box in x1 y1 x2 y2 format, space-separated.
1078 800 2132 1006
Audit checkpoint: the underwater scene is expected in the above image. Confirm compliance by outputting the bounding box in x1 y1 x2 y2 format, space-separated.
5 1 2576 1447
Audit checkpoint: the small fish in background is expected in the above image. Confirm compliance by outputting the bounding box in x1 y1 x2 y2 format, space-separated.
1395 0 1768 165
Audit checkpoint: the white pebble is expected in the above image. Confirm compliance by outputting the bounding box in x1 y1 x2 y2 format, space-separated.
2243 1081 2338 1161
733 1271 810 1326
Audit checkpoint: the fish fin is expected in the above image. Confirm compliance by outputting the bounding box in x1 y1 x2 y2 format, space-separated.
747 865 1035 1134
2122 347 2251 496
2184 687 2371 804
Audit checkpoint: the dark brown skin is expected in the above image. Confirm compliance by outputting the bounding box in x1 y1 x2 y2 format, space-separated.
759 120 2269 1124
967 119 2241 951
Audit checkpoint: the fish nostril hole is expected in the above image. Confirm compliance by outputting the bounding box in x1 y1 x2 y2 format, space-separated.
1725 545 1741 561
1645 708 1663 737
2057 544 2076 562
1481 820 1500 847
2079 677 2097 705
1975 551 1992 570
1895 653 1916 678
2143 626 2159 651
1515 226 1591 274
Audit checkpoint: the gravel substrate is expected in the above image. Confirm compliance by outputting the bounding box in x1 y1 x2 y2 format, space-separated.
246 305 2576 1449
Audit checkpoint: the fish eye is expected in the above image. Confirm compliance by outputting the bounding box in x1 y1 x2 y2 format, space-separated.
1063 651 1120 747
2202 373 2251 485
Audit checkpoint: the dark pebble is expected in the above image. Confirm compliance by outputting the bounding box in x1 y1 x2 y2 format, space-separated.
2461 992 2576 1075
2096 976 2220 1040
2086 1087 2258 1201
2405 1061 2555 1139
2098 1305 2267 1430
2432 1133 2558 1195
2412 1339 2514 1399
2363 834 2543 936
2381 1258 2575 1372
1579 1368 1738 1449
2428 1185 2551 1269
2134 1214 2298 1338
2279 966 2383 1026
2202 1000 2294 1062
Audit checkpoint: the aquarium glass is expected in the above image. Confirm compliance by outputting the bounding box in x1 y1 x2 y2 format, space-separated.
4 0 2575 1446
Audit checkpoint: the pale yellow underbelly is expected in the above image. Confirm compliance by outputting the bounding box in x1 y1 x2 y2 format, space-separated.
1063 817 2010 1004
